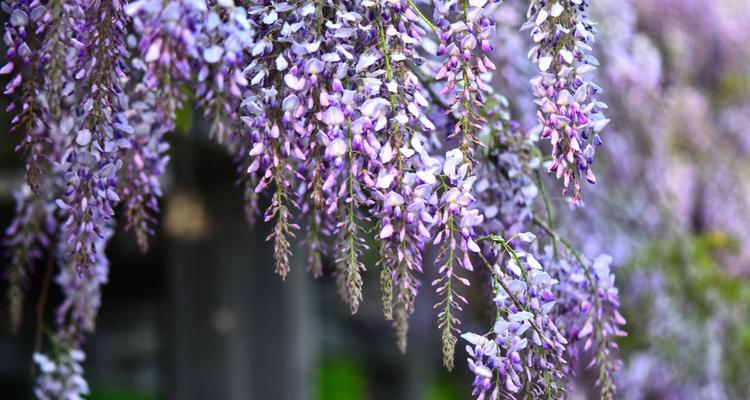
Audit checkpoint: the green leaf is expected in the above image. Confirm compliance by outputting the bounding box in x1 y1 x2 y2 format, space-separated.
316 358 367 400
175 105 193 134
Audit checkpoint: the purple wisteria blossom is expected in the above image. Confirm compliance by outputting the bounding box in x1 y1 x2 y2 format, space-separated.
554 253 626 398
119 82 170 252
126 0 206 122
1 0 48 190
34 227 112 399
432 0 500 163
194 2 252 143
4 185 55 333
363 0 440 352
463 235 567 398
56 0 129 273
432 148 483 369
0 0 625 397
523 0 609 204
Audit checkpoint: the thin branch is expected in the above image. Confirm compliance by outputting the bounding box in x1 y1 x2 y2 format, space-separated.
406 0 437 31
531 215 588 277
32 245 55 376
536 170 558 259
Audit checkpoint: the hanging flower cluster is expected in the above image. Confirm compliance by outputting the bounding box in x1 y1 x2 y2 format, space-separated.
453 94 625 398
553 253 626 399
4 185 55 333
2 0 48 190
523 0 609 204
432 0 499 163
34 227 113 399
1 0 623 398
463 235 568 398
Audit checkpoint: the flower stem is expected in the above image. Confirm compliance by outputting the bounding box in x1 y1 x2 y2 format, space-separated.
406 0 437 30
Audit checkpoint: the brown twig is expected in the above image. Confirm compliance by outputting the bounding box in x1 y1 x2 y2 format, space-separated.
32 245 55 376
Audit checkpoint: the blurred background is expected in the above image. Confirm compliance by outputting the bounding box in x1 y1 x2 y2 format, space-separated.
1 0 749 399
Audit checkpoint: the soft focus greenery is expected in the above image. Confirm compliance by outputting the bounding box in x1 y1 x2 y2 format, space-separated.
316 359 367 400
621 233 750 396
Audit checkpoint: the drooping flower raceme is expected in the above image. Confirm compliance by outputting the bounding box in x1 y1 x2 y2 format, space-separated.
366 0 440 352
460 94 624 398
4 185 55 333
432 0 500 163
194 3 253 143
55 0 130 274
551 251 627 399
432 148 483 370
34 227 113 400
463 235 568 398
1 0 48 190
0 0 623 398
523 0 609 204
119 82 171 252
126 0 207 123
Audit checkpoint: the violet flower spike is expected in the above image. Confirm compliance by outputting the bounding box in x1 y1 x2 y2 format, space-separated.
523 0 609 204
56 0 130 274
432 149 483 370
432 0 500 165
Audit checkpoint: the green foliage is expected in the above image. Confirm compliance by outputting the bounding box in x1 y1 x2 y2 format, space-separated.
716 70 750 104
646 233 747 316
422 377 462 400
621 232 750 396
315 358 367 400
174 105 193 134
174 85 196 134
